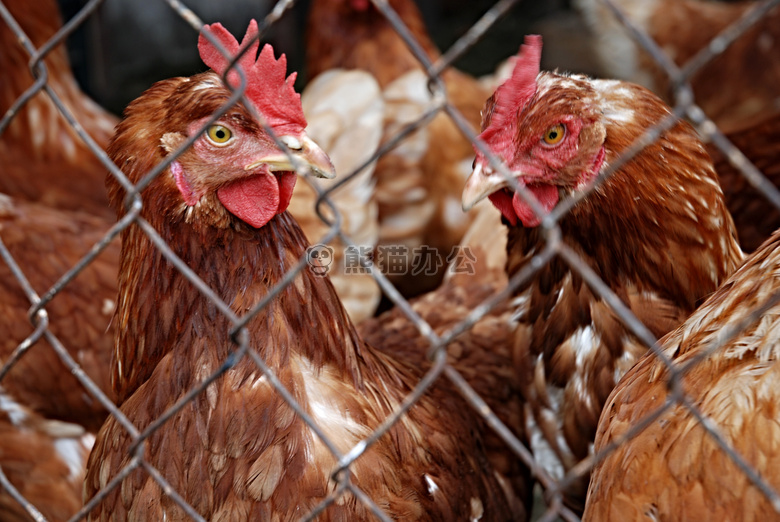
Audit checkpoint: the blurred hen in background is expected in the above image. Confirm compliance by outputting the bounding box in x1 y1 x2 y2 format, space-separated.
291 69 384 322
707 111 780 253
306 0 498 298
575 0 780 251
0 0 117 217
0 1 121 519
575 0 780 132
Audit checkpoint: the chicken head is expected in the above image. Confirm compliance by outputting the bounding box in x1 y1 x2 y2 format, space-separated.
107 21 334 231
462 35 606 227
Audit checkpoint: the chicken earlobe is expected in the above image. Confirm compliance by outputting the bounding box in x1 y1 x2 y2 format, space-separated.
170 161 202 206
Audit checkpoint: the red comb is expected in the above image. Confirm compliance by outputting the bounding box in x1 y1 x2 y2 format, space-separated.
198 20 307 134
478 35 542 152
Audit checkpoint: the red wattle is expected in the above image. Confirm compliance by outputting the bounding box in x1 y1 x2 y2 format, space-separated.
350 0 371 10
277 172 296 213
217 172 297 228
488 191 518 226
512 184 559 228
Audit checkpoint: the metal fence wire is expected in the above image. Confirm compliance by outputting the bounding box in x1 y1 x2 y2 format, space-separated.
1 0 780 520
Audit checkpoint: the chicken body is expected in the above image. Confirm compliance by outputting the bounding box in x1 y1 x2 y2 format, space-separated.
0 194 117 432
0 389 94 522
575 0 780 132
707 111 780 253
463 36 744 511
0 2 119 517
358 201 533 520
291 69 384 322
584 229 780 521
84 23 516 520
0 0 117 217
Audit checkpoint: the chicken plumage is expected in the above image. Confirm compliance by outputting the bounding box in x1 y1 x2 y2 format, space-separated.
0 389 94 522
84 22 515 520
575 0 780 132
707 111 780 253
462 35 745 511
358 201 533 520
306 0 438 89
584 228 780 521
0 193 117 432
0 0 117 217
0 3 119 514
306 0 490 296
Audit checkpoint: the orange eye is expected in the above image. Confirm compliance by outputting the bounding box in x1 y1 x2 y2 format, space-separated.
206 124 233 145
542 124 565 145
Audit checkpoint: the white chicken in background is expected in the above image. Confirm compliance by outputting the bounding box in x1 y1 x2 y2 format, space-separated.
292 69 384 323
374 68 485 297
296 65 498 321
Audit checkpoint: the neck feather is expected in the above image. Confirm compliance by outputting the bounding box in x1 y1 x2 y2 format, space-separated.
112 210 365 402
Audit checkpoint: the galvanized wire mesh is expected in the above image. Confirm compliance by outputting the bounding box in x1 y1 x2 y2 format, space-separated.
1 0 779 520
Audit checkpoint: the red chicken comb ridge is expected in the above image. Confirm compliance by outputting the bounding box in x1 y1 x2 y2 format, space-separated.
198 20 307 132
479 35 542 152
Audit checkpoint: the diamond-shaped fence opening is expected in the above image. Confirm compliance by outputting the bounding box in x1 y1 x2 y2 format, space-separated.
1 0 779 520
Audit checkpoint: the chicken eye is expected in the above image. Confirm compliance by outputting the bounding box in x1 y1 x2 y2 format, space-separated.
206 125 233 145
542 124 565 145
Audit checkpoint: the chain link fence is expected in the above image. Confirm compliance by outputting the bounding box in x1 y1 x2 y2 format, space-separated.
1 0 779 520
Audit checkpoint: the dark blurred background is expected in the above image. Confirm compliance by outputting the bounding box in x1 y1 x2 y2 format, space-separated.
56 0 601 116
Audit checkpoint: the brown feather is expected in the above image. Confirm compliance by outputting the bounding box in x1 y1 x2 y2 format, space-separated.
585 229 780 521
0 390 92 522
708 111 780 253
0 195 117 432
0 0 117 217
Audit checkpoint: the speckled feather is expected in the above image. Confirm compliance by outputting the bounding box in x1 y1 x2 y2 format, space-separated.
585 229 780 521
0 392 94 522
359 202 533 520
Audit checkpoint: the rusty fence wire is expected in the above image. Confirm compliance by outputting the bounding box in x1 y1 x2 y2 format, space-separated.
1 0 779 520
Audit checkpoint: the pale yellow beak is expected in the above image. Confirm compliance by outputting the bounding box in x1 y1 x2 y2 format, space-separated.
245 135 336 179
462 162 514 211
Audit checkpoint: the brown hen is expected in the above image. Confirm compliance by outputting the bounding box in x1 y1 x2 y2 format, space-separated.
0 389 94 522
291 69 384 322
462 35 745 512
707 111 780 253
84 22 518 520
0 0 117 217
358 201 533 520
0 194 117 432
575 0 780 132
584 228 780 521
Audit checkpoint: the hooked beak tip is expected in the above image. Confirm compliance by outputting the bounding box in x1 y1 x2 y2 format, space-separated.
246 135 336 179
462 162 492 211
298 135 336 179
